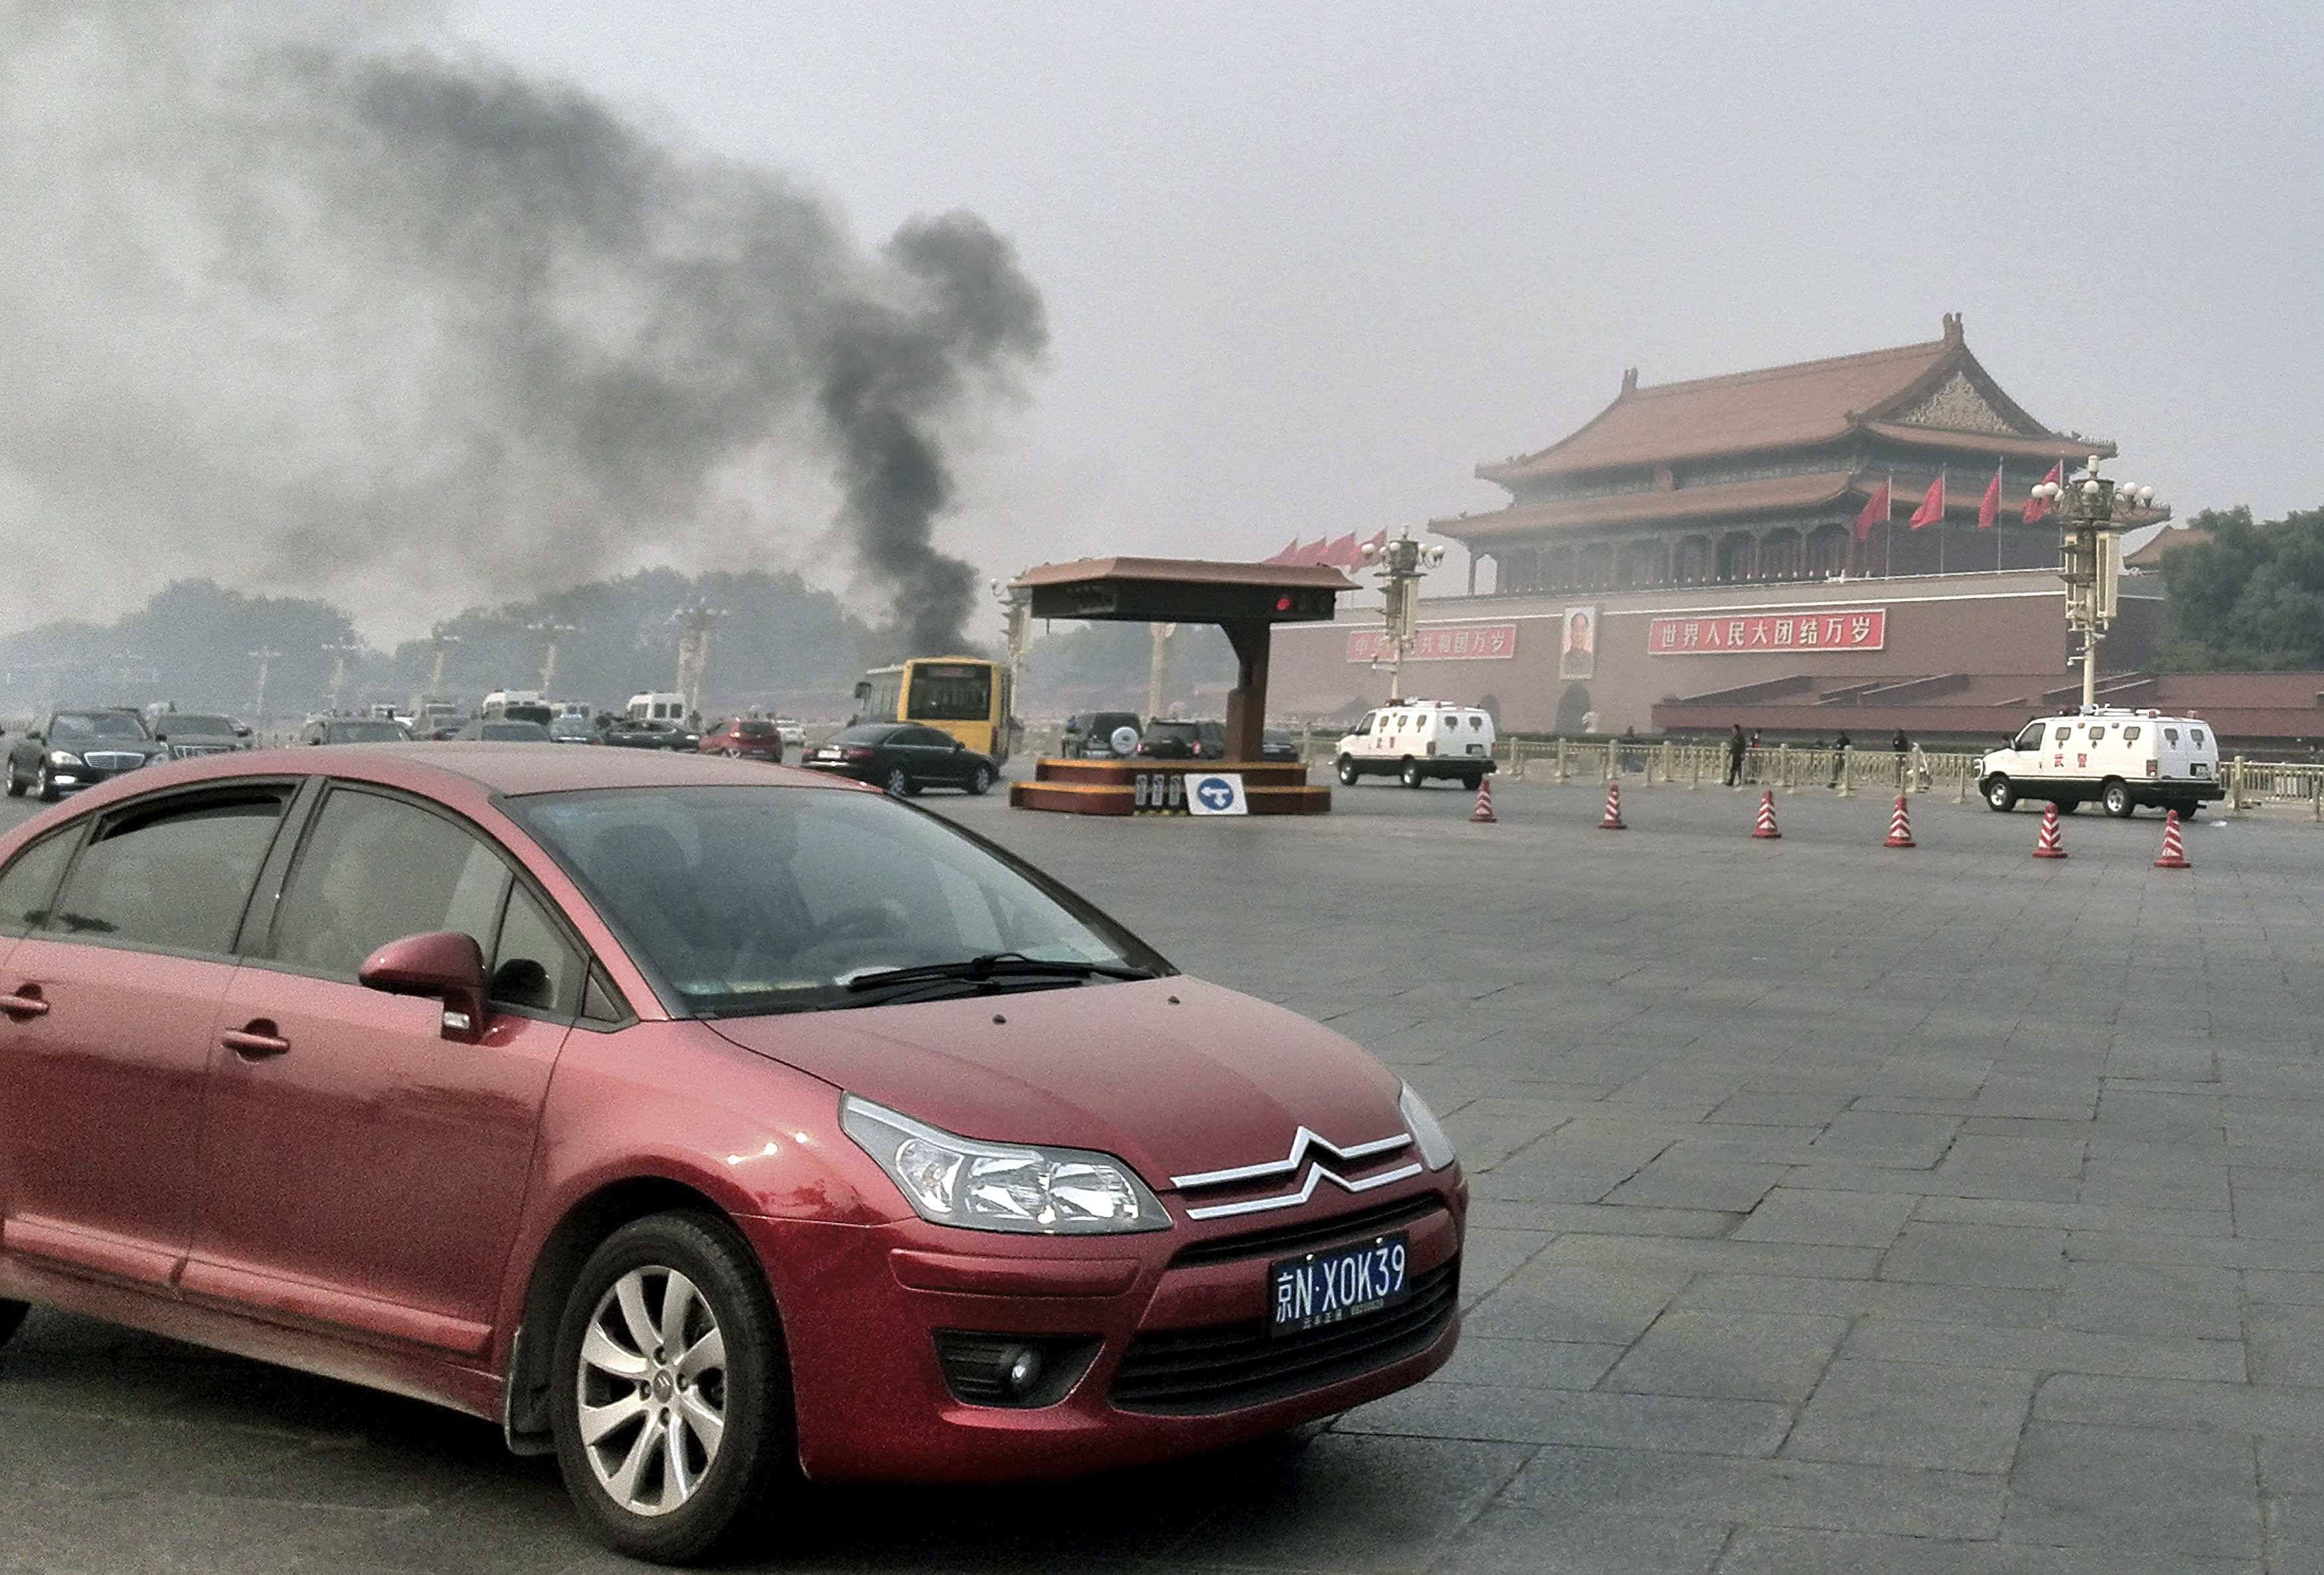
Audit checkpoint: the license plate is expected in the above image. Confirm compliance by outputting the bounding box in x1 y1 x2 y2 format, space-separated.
815 747 841 760
1271 1232 1408 1337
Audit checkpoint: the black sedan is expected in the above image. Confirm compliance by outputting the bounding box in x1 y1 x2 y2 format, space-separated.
801 722 995 796
151 712 254 758
299 716 413 746
1135 719 1227 760
598 718 701 751
5 709 167 800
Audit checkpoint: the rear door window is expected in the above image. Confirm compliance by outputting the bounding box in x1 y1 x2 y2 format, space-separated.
45 791 288 955
268 789 509 979
2165 727 2181 745
2191 728 2206 747
2123 726 2141 743
2054 727 2071 744
0 831 78 936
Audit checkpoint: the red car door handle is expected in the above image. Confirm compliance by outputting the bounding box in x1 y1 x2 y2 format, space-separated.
0 991 48 1019
221 1026 291 1058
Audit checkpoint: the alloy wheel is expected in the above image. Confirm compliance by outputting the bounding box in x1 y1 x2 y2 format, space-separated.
886 767 908 796
574 1266 728 1519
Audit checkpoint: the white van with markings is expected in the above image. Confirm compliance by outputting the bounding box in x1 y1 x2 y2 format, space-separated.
1335 701 1497 789
1977 708 2223 818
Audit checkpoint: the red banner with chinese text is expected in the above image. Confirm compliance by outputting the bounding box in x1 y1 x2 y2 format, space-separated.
1646 609 1886 655
1347 623 1519 663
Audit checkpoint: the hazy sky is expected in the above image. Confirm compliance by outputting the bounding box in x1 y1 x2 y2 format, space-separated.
436 0 2321 598
7 3 2318 640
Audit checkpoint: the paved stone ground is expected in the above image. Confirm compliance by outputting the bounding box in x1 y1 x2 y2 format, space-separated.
4 776 2323 1572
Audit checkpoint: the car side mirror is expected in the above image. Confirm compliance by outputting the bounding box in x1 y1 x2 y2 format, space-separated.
952 738 965 750
357 930 488 1044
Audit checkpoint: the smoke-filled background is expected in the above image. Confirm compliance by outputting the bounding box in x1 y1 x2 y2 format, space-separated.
0 1 1044 653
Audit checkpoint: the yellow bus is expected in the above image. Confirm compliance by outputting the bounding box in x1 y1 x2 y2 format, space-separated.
852 656 1015 760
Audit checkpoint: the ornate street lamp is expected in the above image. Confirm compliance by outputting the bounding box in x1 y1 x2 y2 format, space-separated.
1359 529 1447 702
2029 458 2165 710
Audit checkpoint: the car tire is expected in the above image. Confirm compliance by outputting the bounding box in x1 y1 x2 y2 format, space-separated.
2169 799 2201 821
1336 756 1359 786
1463 772 1484 792
1400 760 1422 789
2 764 21 799
0 1299 26 1348
966 764 993 796
2102 779 2135 818
1983 775 2017 812
2054 799 2080 815
721 748 741 758
34 763 56 803
884 766 911 797
549 1212 795 1566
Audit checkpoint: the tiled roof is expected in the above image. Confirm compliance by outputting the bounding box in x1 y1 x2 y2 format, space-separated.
1433 473 1861 542
1477 318 2100 485
1858 421 2114 462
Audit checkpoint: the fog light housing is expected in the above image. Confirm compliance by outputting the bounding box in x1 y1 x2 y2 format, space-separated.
932 1331 1100 1408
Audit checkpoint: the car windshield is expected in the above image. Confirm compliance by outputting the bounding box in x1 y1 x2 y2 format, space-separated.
329 720 407 742
510 786 1159 1017
733 720 777 737
165 714 238 734
827 724 902 745
51 712 148 740
1145 722 1199 740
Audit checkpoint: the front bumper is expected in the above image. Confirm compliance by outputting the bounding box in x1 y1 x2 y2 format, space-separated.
743 1172 1465 1483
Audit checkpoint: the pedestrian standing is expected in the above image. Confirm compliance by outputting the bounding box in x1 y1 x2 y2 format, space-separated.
1829 730 1850 789
1725 723 1746 787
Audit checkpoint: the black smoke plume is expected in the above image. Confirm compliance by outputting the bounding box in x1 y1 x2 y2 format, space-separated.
0 3 1046 650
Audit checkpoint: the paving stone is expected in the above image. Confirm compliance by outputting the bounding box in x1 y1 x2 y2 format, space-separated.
1673 1272 2055 1329
1805 1110 1960 1169
1718 1525 2260 1574
2003 1420 2260 1560
2268 1494 2324 1575
1879 1222 2069 1288
2232 1166 2324 1242
2250 1303 2324 1388
1706 1090 1849 1127
1783 1359 2037 1473
1530 1234 1882 1280
1502 1446 2003 1538
1604 1309 1846 1403
1843 1320 2247 1382
1732 1187 1917 1246
2055 1260 2244 1339
1453 1226 1554 1310
2246 1270 2324 1305
1434 1335 1624 1390
1461 1265 1692 1344
1602 1157 1788 1212
2035 1374 2324 1440
2259 1436 2324 1497
1337 1382 1791 1455
1428 1503 1728 1575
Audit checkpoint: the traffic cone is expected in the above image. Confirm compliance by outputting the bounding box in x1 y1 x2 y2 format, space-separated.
1470 776 1497 823
1752 789 1782 839
2031 802 2068 859
2153 808 2191 869
1598 782 1626 830
1884 793 1916 848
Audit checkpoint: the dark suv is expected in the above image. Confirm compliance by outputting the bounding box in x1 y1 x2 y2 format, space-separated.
5 708 167 800
1061 710 1143 758
151 712 252 758
1136 719 1228 760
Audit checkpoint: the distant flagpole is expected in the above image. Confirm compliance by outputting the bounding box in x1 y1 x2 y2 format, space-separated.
1938 465 1948 576
1883 469 1894 578
1997 458 2007 572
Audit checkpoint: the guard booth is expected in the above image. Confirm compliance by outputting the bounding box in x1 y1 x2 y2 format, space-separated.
1007 556 1351 816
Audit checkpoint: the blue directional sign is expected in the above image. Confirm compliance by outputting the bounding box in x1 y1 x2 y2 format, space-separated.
1188 773 1248 816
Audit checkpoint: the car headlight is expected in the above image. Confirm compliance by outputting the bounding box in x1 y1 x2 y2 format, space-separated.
841 1095 1169 1234
46 750 82 767
1400 1084 1457 1171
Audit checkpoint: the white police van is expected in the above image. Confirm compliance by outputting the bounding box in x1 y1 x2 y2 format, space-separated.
1335 701 1497 789
1978 707 2223 818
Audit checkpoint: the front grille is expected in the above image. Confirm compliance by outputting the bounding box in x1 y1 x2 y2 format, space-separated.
1110 1260 1457 1416
1172 1193 1445 1269
171 744 230 758
83 751 144 772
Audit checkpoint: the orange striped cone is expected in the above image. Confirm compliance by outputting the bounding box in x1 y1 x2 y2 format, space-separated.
1470 776 1497 823
1884 793 1916 848
2031 801 2068 859
1752 789 1782 839
2153 808 2191 869
1598 782 1626 830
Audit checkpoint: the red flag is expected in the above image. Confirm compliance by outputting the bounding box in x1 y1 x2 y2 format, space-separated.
1292 538 1329 566
1977 466 2001 529
1854 477 1890 541
1359 528 1387 562
1260 535 1301 564
2023 463 2061 524
1908 472 1946 530
1318 531 1359 567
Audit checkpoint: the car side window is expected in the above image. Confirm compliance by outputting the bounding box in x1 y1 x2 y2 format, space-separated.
2123 726 2141 743
2054 727 2071 744
270 789 509 980
2191 728 2206 747
0 831 78 936
491 883 584 1018
2088 725 2106 741
2014 724 2043 750
2165 727 2181 745
45 791 288 955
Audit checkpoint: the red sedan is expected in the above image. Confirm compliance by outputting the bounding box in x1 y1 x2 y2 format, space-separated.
697 717 785 764
0 745 1464 1563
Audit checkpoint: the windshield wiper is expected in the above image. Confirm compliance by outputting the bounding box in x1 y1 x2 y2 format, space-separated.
843 952 1154 994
